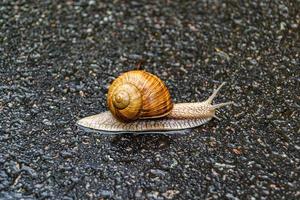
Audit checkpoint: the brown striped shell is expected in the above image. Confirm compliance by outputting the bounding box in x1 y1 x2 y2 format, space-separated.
107 70 173 122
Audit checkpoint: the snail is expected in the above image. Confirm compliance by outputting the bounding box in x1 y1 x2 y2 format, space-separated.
77 70 234 134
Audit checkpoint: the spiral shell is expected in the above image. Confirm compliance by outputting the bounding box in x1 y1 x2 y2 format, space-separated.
107 70 173 122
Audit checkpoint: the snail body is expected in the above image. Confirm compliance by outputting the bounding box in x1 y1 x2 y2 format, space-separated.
77 70 233 133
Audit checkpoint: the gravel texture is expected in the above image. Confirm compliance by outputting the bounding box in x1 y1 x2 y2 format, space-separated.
0 0 299 199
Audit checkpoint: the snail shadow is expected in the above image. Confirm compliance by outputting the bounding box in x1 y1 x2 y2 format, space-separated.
111 134 172 151
111 130 191 151
77 125 191 151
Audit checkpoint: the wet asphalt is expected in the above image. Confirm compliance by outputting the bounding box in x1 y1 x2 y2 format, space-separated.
0 0 299 199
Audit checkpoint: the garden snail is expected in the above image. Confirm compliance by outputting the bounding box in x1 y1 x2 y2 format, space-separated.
77 70 234 133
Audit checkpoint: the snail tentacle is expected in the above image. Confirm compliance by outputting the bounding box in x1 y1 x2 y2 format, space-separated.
212 101 235 110
206 82 226 104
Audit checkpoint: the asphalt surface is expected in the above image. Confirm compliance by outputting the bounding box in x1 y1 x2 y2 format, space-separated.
0 0 299 199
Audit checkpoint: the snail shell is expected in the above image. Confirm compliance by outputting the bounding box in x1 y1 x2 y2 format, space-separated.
77 71 234 133
107 70 173 122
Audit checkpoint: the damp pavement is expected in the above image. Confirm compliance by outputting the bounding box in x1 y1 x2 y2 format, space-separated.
0 1 299 199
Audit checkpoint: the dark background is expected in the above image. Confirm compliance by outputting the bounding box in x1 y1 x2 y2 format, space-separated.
0 0 299 199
